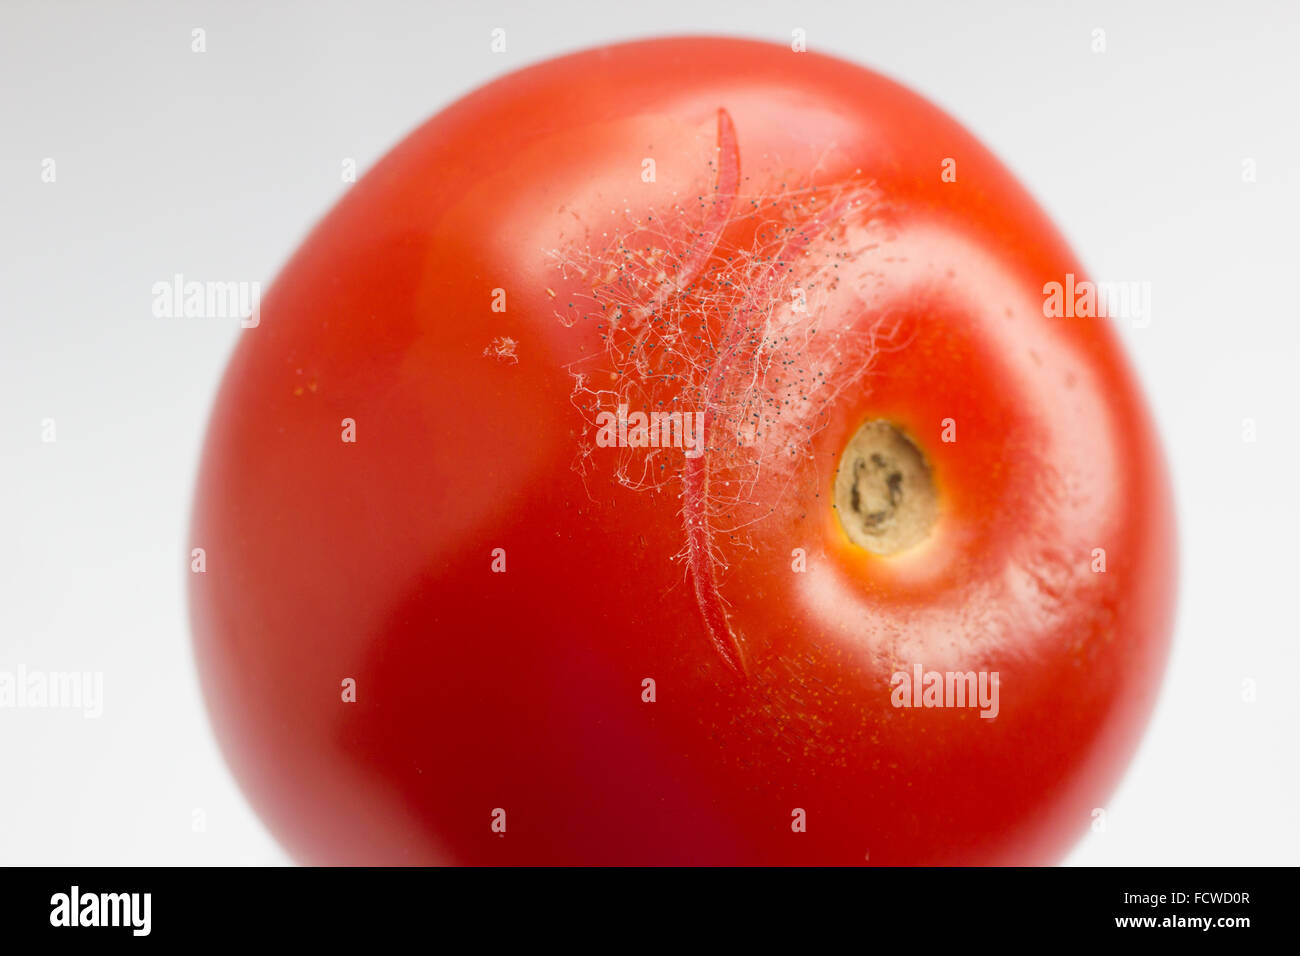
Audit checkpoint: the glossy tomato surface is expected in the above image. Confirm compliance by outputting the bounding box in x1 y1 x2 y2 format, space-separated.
189 37 1176 864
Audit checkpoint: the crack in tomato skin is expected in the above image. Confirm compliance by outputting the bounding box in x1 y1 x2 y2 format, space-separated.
679 108 747 675
680 114 874 677
552 110 888 678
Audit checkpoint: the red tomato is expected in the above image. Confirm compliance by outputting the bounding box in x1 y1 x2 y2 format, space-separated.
190 37 1176 864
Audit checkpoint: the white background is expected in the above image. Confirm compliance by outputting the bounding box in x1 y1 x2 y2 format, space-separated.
2 0 1297 866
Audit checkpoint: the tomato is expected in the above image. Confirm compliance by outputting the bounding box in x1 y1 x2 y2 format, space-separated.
189 37 1176 865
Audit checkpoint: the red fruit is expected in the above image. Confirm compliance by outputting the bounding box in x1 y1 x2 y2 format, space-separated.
190 37 1176 864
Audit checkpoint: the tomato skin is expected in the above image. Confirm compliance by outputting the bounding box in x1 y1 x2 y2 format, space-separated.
189 37 1176 864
